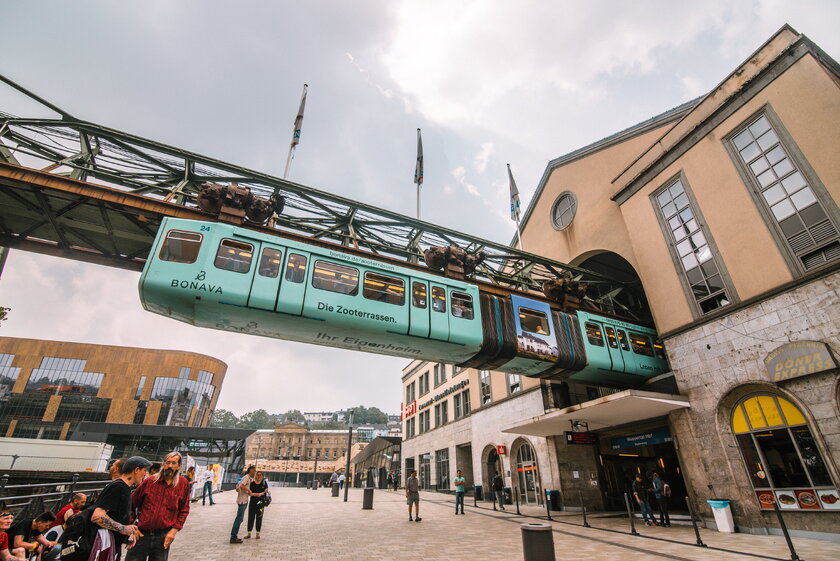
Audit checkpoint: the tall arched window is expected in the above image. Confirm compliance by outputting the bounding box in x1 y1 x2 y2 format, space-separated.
732 393 838 510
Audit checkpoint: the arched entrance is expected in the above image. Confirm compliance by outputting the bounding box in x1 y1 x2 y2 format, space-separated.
481 444 503 499
512 439 543 506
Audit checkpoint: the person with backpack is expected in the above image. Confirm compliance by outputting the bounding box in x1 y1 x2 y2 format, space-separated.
492 472 505 511
651 471 671 527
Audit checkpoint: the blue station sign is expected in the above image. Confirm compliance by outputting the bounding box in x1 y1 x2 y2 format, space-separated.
611 428 673 450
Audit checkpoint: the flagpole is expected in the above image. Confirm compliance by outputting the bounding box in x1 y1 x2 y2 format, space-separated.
414 128 423 220
284 83 308 180
507 163 523 251
515 219 523 251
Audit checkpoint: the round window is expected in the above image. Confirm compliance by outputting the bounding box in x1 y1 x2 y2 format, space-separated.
551 192 577 230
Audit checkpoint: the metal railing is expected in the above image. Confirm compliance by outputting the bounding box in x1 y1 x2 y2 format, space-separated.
0 473 111 518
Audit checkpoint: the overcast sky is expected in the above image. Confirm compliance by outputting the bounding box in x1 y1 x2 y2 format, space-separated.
1 1 838 416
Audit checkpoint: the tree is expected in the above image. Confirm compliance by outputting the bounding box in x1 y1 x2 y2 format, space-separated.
209 408 239 428
284 409 306 423
348 406 388 425
238 409 273 429
0 306 9 326
310 420 346 430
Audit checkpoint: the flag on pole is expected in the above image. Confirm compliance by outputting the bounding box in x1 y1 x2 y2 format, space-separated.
507 163 521 222
291 84 308 147
414 128 424 186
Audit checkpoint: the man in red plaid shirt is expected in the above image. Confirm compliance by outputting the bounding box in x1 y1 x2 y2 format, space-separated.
125 452 190 561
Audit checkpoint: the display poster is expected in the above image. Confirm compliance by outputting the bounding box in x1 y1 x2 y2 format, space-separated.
774 490 799 510
816 490 840 510
794 489 821 510
755 490 775 510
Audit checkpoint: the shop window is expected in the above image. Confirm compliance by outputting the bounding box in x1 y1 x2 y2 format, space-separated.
436 448 450 489
159 230 202 263
214 239 253 273
732 393 836 510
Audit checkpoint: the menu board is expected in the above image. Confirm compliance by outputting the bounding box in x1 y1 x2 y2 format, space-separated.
774 490 798 510
816 489 840 510
794 489 820 510
755 490 775 510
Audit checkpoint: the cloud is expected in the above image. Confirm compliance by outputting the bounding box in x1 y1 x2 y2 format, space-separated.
473 142 494 173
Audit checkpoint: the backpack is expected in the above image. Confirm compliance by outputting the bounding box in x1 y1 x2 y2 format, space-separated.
662 482 672 498
262 490 272 507
58 506 97 561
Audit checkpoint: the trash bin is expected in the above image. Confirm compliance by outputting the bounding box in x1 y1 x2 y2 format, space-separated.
520 523 556 561
474 485 483 501
362 487 374 510
503 487 513 505
546 490 561 511
331 482 340 497
706 499 735 533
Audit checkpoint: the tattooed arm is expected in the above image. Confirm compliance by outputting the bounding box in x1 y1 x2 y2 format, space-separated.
91 508 138 536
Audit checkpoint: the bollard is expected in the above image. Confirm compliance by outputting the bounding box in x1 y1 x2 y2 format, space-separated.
543 490 553 521
331 482 340 497
473 489 477 508
362 487 374 510
623 493 639 536
521 523 556 561
515 487 521 515
684 496 707 547
579 490 590 528
772 500 801 561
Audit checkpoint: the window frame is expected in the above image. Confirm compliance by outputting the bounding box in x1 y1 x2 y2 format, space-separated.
311 260 359 296
412 282 428 308
723 105 840 275
650 172 739 318
550 191 578 231
431 286 447 313
479 370 492 405
285 253 308 283
450 291 475 320
257 247 283 278
363 271 406 306
519 307 550 335
214 239 254 274
159 230 203 264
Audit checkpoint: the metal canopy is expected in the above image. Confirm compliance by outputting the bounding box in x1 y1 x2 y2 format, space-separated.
0 74 651 320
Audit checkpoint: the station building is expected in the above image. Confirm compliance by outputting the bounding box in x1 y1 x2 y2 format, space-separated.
0 336 227 439
401 26 840 538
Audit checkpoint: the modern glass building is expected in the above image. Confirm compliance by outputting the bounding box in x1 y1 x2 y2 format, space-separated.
0 337 227 440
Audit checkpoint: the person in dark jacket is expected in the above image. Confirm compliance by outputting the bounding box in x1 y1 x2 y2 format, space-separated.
632 474 657 526
651 472 671 527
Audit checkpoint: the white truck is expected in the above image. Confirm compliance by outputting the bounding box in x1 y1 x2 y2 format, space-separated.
0 437 113 472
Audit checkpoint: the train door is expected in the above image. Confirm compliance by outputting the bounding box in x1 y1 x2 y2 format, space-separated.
211 236 261 307
276 250 310 316
602 325 627 373
429 284 450 341
248 244 284 311
408 279 430 338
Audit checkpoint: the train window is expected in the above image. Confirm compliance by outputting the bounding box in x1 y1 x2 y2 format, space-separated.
585 323 604 346
604 327 619 349
629 332 655 356
653 340 667 360
431 286 446 313
617 330 630 351
451 292 474 320
412 282 427 308
258 248 283 278
159 230 202 264
285 253 307 283
363 272 405 306
519 308 549 335
214 239 253 273
312 260 359 295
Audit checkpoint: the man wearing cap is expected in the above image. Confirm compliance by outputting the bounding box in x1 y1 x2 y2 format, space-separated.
229 465 255 544
0 512 27 561
91 456 150 559
125 452 190 561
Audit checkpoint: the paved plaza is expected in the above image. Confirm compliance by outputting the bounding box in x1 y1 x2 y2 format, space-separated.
165 487 840 561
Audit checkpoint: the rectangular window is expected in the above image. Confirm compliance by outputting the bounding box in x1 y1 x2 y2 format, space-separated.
519 308 549 335
258 248 283 278
454 393 463 419
405 381 415 404
412 282 427 308
585 323 604 346
364 272 405 305
604 327 619 349
508 374 521 395
629 332 654 357
451 292 474 319
312 260 359 295
285 253 307 283
420 454 431 490
730 113 840 271
405 417 415 438
462 390 471 415
135 376 146 400
159 230 202 264
479 370 491 405
434 403 442 427
433 364 445 386
617 330 630 351
419 372 430 396
436 449 450 490
431 286 446 312
654 177 732 314
214 239 253 273
419 410 430 433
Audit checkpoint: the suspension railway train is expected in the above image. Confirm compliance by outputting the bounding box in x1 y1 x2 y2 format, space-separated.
139 217 669 387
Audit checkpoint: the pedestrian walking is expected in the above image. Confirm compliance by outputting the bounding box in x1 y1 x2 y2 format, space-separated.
185 466 197 500
405 470 421 522
125 451 191 561
244 471 269 540
392 472 399 492
91 456 150 560
492 472 506 510
0 511 26 561
632 474 657 526
201 467 216 506
453 470 465 514
651 472 671 526
338 473 345 490
229 465 255 544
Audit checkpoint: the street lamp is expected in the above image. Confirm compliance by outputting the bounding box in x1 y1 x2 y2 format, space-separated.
343 409 354 502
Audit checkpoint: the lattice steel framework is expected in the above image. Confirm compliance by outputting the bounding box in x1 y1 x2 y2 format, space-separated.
0 75 651 321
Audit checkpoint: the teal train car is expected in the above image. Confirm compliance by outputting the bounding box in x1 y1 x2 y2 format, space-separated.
139 217 669 386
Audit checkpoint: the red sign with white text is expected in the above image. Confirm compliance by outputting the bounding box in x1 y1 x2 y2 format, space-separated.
401 400 417 420
496 445 507 455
